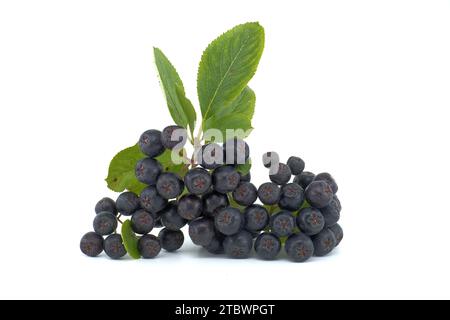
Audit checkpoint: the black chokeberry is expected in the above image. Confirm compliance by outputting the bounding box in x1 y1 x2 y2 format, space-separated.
80 232 103 257
161 125 187 150
296 207 325 236
138 129 165 158
156 173 184 199
116 191 140 216
287 156 305 175
104 234 127 259
244 205 269 232
311 228 337 257
214 207 243 236
202 191 229 218
270 211 296 238
320 196 341 227
257 182 281 205
138 234 161 258
293 171 315 189
254 232 281 260
161 202 187 231
158 228 184 252
95 197 117 216
285 233 314 262
223 230 253 259
177 194 203 221
212 165 240 194
279 183 305 211
184 168 212 195
93 212 117 236
305 181 333 208
135 157 162 185
131 209 155 234
232 182 257 206
188 218 215 246
329 223 343 246
140 186 167 214
314 172 338 194
269 163 291 185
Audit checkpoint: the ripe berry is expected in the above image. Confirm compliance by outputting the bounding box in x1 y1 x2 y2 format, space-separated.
161 125 187 150
80 232 103 257
196 143 223 169
160 202 187 231
287 156 305 175
262 151 279 168
116 192 140 216
188 218 215 246
93 212 117 236
138 129 165 158
285 233 314 262
314 172 338 194
240 172 251 182
131 209 155 234
138 234 161 258
329 223 344 246
95 197 117 216
296 207 325 236
244 205 269 232
311 228 337 257
135 157 162 185
269 163 292 185
257 182 281 205
270 211 296 238
212 165 240 194
223 138 249 165
293 171 315 189
177 194 203 221
140 186 167 213
204 233 225 254
223 230 253 259
202 191 229 218
254 232 281 260
104 234 127 259
158 228 184 252
279 183 305 211
184 168 212 195
232 182 257 206
156 173 184 199
214 207 243 236
320 197 341 227
305 181 333 208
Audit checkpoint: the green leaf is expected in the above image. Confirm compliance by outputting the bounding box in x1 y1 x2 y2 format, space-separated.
204 113 253 142
105 144 147 195
121 220 141 259
155 149 189 178
197 22 265 122
216 86 255 119
236 158 252 175
154 47 196 133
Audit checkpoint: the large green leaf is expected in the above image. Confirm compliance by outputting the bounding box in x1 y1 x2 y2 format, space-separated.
105 144 147 194
215 86 255 119
197 22 264 122
204 113 253 142
154 48 196 135
121 220 141 259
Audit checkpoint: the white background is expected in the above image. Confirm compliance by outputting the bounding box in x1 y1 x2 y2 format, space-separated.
1 0 449 300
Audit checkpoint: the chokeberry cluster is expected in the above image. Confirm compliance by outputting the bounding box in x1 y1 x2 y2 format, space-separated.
81 127 343 262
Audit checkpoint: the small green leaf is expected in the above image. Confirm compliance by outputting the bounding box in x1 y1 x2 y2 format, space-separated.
105 144 147 195
155 149 189 178
236 158 252 175
197 22 265 122
154 47 196 132
121 220 141 259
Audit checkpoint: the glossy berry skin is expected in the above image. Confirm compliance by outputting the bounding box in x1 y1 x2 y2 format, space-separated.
202 191 229 218
93 212 117 236
314 172 338 194
80 232 103 257
212 165 241 194
160 202 187 231
158 228 184 252
262 151 279 168
305 181 334 208
270 211 296 238
104 234 127 259
293 171 315 189
204 234 225 254
329 223 344 246
269 163 292 185
287 156 305 175
223 230 253 259
135 158 162 185
257 182 281 205
188 218 215 246
95 197 117 216
240 172 251 182
296 207 325 236
320 197 341 227
279 183 305 211
177 194 203 221
223 138 249 165
232 182 258 206
254 232 281 260
138 234 161 258
131 209 155 235
161 125 187 150
312 228 337 257
196 143 223 169
156 173 184 199
140 186 167 214
184 168 212 195
244 205 269 232
285 233 314 262
138 129 165 158
116 192 140 216
214 207 243 236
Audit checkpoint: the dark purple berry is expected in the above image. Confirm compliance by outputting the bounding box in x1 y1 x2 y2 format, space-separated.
158 228 184 252
214 207 243 236
254 232 281 260
140 186 167 214
138 129 165 158
196 143 223 169
135 158 162 185
223 138 249 165
293 171 315 189
257 182 281 205
311 228 337 257
131 209 155 234
232 182 257 206
287 156 305 175
212 165 240 194
204 233 225 254
223 230 253 259
270 211 296 238
177 194 203 221
320 197 341 227
279 183 305 211
269 163 292 185
305 181 334 208
156 173 184 199
285 233 314 262
240 172 251 182
93 212 117 236
244 205 269 232
138 234 161 258
80 232 103 257
314 172 338 194
95 197 117 216
188 218 215 246
104 234 127 259
184 168 212 195
116 192 140 216
202 191 229 218
329 223 343 246
161 125 187 150
296 207 325 236
160 202 187 231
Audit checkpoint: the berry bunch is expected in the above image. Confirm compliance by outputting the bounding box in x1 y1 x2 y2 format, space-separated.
80 127 343 262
